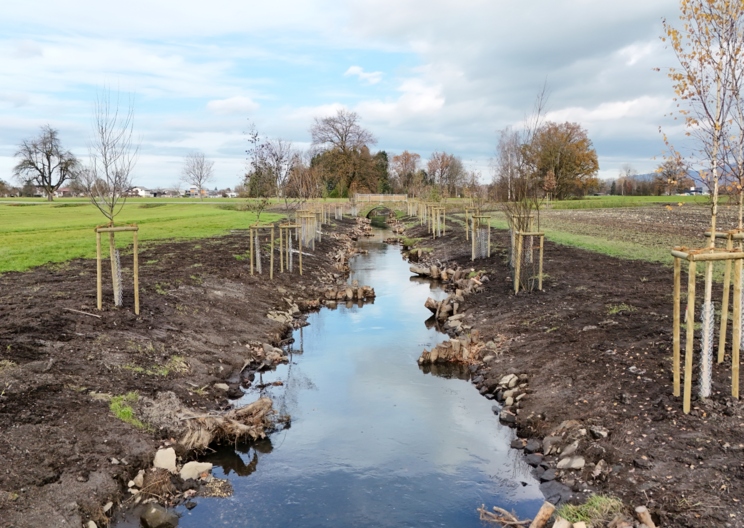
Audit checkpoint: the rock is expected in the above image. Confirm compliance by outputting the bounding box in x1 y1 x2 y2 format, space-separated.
491 405 501 414
525 454 544 467
153 448 177 473
543 436 562 455
103 502 113 513
503 389 517 399
140 503 179 528
511 438 526 449
499 410 517 424
87 522 97 528
633 457 653 470
499 374 518 387
589 426 609 439
180 461 213 481
540 469 556 482
557 456 585 470
483 355 495 363
110 458 120 465
213 383 229 391
524 439 542 454
410 265 431 277
226 385 244 399
430 265 441 279
133 470 145 488
472 375 483 384
582 325 598 331
561 440 580 458
425 297 440 313
448 314 466 322
505 396 514 407
539 480 573 506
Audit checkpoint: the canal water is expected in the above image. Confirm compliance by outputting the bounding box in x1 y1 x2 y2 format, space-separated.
127 229 543 526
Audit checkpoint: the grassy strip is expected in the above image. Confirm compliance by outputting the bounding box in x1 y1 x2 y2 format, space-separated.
548 195 717 210
0 202 283 273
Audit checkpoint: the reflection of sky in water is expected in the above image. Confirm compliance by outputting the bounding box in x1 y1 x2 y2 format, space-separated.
176 233 543 527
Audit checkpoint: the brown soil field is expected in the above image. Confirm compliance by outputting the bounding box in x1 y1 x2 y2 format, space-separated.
0 218 358 527
407 204 744 528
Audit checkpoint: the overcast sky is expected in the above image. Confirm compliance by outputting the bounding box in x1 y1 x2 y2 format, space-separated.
0 0 685 189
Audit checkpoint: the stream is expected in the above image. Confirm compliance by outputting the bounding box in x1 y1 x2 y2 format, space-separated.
122 228 543 526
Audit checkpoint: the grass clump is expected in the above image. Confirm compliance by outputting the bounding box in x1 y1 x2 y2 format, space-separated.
556 494 624 527
401 236 422 248
606 303 637 315
110 391 148 430
0 359 17 372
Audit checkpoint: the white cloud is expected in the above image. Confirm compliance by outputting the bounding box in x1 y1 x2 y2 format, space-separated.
206 96 259 115
344 65 383 85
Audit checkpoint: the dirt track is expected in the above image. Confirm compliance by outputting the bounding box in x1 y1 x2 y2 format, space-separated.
0 219 357 527
406 206 744 527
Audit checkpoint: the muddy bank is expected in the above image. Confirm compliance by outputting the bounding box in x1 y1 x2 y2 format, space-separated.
401 215 744 528
0 217 363 527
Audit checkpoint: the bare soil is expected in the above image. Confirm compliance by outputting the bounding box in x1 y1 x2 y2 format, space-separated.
0 219 356 528
406 205 744 528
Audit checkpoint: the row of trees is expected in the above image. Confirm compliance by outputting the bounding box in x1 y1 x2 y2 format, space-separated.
242 109 478 203
10 108 602 206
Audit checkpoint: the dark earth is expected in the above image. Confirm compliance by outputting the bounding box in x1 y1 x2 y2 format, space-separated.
2 205 744 527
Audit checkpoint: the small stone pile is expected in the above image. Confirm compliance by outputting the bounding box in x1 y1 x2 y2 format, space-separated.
349 217 374 240
418 335 484 365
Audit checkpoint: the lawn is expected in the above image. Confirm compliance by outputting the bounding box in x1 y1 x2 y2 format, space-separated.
0 200 284 273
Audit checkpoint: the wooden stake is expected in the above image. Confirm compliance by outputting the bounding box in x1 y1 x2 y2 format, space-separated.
538 235 544 291
133 230 139 315
673 256 681 397
733 257 742 399
684 260 697 414
528 501 555 528
96 230 102 311
279 226 283 273
719 236 734 363
269 226 274 280
634 506 656 528
299 231 303 276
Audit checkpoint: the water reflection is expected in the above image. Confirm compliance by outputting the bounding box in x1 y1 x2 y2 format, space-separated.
172 230 543 527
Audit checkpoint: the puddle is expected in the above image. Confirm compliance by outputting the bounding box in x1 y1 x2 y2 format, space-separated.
117 229 543 527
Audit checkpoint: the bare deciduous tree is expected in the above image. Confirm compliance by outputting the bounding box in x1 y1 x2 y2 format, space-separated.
181 151 215 201
310 109 376 154
13 125 80 201
85 90 138 223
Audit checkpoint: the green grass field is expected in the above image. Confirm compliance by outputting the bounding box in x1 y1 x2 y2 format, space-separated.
546 194 715 209
0 200 283 273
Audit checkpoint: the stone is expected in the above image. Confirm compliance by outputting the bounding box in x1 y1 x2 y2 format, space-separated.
110 458 120 465
540 469 556 482
540 480 573 506
140 503 179 528
103 502 113 513
499 374 517 387
180 461 213 481
589 426 609 439
483 355 494 363
503 389 516 399
524 439 542 454
153 448 177 473
543 436 562 455
491 405 501 414
472 375 483 385
561 440 580 458
582 325 598 331
133 470 145 488
511 438 526 449
448 314 465 322
524 454 543 467
633 458 653 470
499 410 517 424
557 456 585 470
505 396 514 407
213 383 229 391
87 522 97 528
592 459 608 479
508 376 518 388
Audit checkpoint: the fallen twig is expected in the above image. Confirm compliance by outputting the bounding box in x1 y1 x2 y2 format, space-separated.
478 504 530 526
64 307 102 319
